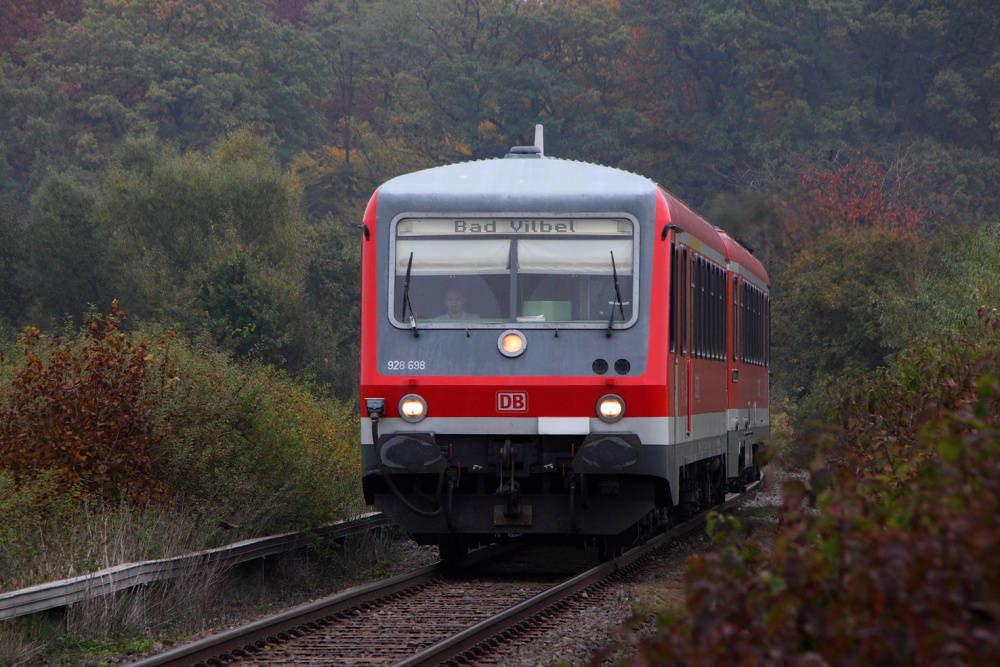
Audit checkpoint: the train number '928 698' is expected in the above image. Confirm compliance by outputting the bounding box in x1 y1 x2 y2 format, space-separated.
386 360 426 372
358 126 769 561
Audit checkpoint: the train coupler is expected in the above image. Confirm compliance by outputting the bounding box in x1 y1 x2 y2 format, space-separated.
497 479 522 518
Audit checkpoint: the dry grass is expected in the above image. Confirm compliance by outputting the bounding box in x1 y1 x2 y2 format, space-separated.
0 516 416 666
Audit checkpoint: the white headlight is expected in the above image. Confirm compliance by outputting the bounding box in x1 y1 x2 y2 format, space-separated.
597 394 625 423
498 329 527 358
398 394 427 422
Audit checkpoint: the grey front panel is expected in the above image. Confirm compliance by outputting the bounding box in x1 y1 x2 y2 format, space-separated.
374 158 658 377
376 325 648 377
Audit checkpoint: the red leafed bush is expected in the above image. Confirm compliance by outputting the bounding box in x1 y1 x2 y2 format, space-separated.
618 311 1000 665
0 302 173 505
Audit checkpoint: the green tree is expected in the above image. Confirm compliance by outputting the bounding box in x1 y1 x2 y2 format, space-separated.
879 222 1000 349
401 0 645 163
840 0 1000 216
772 228 923 410
193 253 299 366
302 214 363 398
0 0 82 55
619 0 790 203
0 196 24 327
304 0 436 202
19 171 110 325
98 133 307 320
618 0 1000 214
301 0 648 212
473 0 648 166
0 53 71 198
18 0 331 166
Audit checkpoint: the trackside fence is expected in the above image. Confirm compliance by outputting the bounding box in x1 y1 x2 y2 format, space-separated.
0 513 389 622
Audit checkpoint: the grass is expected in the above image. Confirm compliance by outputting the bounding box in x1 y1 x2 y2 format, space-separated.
0 519 419 666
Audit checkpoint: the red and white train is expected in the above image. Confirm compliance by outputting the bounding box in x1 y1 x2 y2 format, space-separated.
359 131 769 559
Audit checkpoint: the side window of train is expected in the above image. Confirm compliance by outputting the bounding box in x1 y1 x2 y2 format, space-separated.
670 243 696 356
732 276 740 361
682 248 689 354
765 293 771 367
670 243 678 353
693 256 701 358
702 262 708 359
688 255 726 362
690 253 698 355
720 267 726 359
740 281 748 364
734 280 767 367
710 263 721 360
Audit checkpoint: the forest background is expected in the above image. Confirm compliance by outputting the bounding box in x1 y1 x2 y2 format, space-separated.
0 0 999 663
2 0 998 397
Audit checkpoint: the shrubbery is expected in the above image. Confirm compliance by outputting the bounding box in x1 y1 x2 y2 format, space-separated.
0 305 360 591
0 304 168 505
622 310 1000 665
772 221 1000 438
151 326 360 532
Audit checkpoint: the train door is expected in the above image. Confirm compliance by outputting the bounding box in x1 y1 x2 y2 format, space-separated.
728 273 742 479
729 273 769 478
669 242 689 444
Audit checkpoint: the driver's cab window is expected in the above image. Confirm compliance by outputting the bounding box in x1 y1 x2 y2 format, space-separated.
390 217 636 328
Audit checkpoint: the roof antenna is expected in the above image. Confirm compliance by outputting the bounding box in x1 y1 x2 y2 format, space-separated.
505 125 545 158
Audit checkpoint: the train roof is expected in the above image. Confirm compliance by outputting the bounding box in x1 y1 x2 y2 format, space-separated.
721 234 769 284
375 155 658 217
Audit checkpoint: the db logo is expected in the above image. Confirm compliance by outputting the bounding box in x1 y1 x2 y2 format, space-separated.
496 391 528 412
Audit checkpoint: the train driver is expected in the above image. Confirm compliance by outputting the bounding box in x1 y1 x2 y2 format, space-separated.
435 287 479 320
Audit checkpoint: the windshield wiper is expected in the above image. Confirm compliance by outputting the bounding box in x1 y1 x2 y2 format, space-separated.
607 250 626 338
401 251 419 338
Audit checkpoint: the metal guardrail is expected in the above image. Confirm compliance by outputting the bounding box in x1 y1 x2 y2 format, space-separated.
0 512 389 622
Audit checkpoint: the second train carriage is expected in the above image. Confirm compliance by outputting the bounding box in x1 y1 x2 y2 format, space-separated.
359 133 769 558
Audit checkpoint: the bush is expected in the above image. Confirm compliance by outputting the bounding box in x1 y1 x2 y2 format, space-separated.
621 311 1000 665
152 333 361 534
0 303 169 505
193 252 299 366
0 304 361 590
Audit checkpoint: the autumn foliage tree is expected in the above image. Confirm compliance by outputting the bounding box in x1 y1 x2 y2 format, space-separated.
0 0 82 55
0 302 360 529
0 303 172 505
774 149 953 256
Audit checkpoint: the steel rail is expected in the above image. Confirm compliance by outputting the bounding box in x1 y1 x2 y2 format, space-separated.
0 512 388 622
125 478 761 667
125 542 517 667
393 477 763 667
126 561 446 667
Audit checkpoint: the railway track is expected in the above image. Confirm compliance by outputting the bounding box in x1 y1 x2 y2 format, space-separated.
128 480 761 667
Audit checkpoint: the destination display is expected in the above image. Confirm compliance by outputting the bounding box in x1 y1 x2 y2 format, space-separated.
395 217 632 236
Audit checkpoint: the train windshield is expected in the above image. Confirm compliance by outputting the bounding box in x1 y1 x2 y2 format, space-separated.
389 217 636 328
